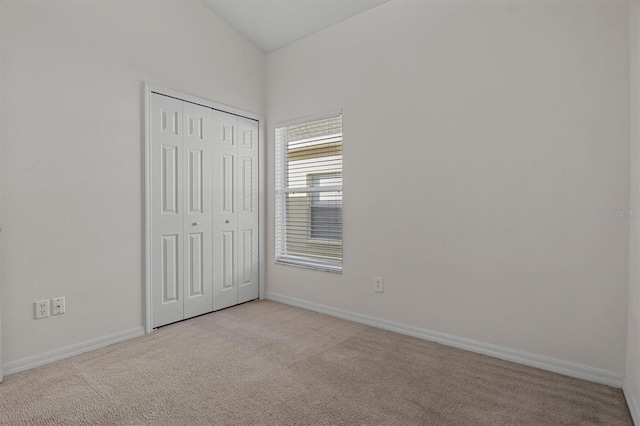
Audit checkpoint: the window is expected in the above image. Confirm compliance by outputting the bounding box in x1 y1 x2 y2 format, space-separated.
309 173 342 241
275 113 343 272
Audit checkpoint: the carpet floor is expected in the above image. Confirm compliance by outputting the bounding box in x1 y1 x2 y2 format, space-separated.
0 300 633 425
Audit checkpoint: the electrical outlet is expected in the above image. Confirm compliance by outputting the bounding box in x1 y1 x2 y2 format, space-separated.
35 300 50 319
51 297 65 315
374 277 384 293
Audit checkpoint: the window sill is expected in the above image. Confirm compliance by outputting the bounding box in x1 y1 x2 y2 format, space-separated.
275 256 342 273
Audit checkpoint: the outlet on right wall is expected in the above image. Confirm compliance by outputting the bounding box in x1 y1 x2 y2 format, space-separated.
266 0 630 378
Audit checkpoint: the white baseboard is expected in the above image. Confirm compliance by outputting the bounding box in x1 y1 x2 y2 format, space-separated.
624 378 640 426
2 326 146 377
266 292 625 388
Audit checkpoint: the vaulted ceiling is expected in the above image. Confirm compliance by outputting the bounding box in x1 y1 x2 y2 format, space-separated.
203 0 389 52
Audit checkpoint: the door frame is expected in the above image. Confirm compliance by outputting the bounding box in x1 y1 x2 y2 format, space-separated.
143 83 265 334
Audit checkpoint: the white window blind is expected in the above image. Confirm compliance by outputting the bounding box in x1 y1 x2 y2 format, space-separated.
275 113 343 272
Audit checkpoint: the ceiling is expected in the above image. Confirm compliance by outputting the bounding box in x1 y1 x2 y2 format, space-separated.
203 0 389 53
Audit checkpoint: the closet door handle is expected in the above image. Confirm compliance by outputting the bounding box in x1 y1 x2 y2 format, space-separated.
225 220 230 224
192 222 199 226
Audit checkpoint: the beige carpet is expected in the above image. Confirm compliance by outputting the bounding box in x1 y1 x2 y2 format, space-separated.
0 300 633 425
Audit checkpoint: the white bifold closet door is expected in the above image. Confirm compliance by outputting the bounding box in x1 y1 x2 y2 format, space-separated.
150 93 258 328
212 112 259 311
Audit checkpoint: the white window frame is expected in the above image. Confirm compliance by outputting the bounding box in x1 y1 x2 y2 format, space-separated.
275 111 343 273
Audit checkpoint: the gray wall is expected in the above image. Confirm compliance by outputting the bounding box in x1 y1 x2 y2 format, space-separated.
266 0 630 374
628 0 640 417
0 0 264 364
0 0 635 397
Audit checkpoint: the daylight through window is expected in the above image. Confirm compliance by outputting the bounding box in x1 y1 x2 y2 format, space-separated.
275 113 343 272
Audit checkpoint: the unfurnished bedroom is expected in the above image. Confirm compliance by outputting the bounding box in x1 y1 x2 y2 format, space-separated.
0 0 639 424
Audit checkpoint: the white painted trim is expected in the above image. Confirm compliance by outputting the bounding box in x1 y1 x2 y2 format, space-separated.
258 116 266 300
274 109 342 128
624 378 640 425
266 292 625 388
2 327 145 376
143 82 153 335
145 83 262 122
143 82 265 329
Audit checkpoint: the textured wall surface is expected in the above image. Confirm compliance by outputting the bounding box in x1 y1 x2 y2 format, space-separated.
266 0 630 373
0 0 264 364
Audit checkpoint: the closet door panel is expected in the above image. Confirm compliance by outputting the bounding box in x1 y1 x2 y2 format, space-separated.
183 102 214 319
237 117 259 303
151 94 185 328
212 111 239 311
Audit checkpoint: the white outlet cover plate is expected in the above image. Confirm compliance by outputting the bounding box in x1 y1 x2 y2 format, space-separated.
35 300 50 319
52 297 65 315
374 277 384 293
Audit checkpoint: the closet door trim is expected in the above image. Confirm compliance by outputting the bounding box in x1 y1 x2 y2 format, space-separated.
144 83 265 334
